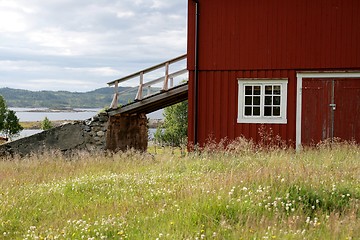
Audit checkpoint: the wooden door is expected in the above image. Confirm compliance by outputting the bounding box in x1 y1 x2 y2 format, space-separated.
301 78 360 145
301 79 332 145
333 79 360 142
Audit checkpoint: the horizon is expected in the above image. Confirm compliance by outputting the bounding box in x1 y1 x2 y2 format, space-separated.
0 85 114 93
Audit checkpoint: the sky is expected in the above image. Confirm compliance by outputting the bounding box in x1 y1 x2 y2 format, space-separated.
0 0 187 92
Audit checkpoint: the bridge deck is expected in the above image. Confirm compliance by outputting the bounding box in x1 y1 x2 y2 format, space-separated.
107 83 188 116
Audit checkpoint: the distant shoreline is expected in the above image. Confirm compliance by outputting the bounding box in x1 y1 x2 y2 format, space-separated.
14 108 100 113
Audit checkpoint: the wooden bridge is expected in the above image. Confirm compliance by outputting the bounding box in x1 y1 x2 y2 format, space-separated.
105 54 188 152
107 54 188 115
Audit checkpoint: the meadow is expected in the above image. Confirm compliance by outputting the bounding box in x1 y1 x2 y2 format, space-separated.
0 141 359 239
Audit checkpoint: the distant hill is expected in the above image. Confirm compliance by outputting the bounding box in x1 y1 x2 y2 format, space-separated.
0 87 140 108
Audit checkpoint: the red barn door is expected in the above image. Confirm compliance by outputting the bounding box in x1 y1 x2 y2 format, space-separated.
301 78 360 145
334 79 360 142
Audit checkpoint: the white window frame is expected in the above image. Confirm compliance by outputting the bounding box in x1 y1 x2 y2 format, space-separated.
237 79 288 124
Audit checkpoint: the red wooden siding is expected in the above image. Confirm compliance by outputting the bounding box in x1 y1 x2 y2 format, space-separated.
188 70 297 146
188 0 360 71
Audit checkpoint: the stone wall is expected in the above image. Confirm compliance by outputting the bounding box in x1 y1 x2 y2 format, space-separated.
0 111 150 158
0 112 109 157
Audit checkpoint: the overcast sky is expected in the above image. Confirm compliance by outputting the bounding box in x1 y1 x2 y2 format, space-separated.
0 0 187 92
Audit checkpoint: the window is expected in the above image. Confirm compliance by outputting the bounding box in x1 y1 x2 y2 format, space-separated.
238 79 288 124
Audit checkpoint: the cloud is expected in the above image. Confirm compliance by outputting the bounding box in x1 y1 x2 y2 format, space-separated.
0 0 187 92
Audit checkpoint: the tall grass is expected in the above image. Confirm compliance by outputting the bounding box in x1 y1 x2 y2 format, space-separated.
0 142 359 239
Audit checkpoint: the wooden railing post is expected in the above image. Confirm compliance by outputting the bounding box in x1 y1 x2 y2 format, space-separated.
135 71 144 100
110 81 119 108
162 62 169 91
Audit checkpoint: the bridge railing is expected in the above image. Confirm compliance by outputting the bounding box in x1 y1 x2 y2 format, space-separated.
107 54 188 109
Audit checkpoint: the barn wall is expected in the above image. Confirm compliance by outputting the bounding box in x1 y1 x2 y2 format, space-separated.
188 69 297 146
187 0 360 147
188 0 360 71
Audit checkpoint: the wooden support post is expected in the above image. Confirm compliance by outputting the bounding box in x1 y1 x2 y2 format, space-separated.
110 81 119 109
135 72 144 100
106 113 148 152
162 62 169 91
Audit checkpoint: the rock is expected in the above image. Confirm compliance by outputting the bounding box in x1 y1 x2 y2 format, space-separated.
84 126 91 132
96 131 105 137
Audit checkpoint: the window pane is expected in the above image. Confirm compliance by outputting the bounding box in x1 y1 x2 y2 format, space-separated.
265 85 272 95
273 96 281 105
245 86 252 95
265 96 272 105
245 96 252 105
264 107 272 116
245 107 252 116
253 86 261 95
273 85 281 95
253 107 260 116
253 96 260 105
273 107 281 116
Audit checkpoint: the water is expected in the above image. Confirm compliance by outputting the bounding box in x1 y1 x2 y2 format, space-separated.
11 108 101 122
11 108 164 122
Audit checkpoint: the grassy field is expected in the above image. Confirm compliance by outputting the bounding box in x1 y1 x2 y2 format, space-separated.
0 142 359 239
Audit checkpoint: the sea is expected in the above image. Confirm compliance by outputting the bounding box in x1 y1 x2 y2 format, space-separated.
10 108 163 140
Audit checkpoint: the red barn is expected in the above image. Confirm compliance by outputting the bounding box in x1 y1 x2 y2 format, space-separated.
187 0 360 148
